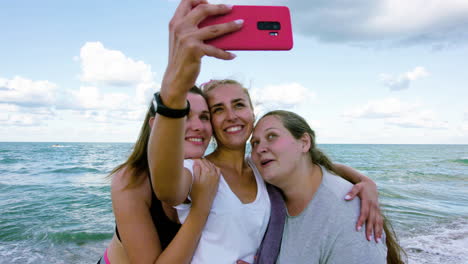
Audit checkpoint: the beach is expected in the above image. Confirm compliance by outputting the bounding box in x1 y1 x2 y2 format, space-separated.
1 142 467 263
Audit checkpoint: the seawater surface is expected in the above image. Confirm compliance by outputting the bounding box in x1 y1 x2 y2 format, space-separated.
0 142 467 263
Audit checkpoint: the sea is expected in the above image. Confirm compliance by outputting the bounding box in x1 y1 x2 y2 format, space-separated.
0 142 467 264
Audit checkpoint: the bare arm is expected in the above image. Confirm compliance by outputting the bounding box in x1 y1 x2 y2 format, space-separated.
147 0 241 205
333 163 371 184
112 159 219 263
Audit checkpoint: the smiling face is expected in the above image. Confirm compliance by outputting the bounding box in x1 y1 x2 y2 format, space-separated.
205 83 255 150
251 115 309 185
184 92 213 159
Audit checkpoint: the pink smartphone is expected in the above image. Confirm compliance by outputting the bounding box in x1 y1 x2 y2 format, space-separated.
199 5 293 51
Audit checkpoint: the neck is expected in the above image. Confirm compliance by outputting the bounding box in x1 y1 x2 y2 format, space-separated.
208 144 247 174
280 161 323 216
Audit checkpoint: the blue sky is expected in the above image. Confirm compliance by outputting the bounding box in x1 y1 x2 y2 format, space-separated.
1 0 467 144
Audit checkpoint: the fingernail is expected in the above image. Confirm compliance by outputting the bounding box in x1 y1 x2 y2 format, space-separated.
357 226 362 231
377 238 382 244
368 235 372 241
234 19 244 25
225 4 233 9
344 195 351 200
230 53 237 59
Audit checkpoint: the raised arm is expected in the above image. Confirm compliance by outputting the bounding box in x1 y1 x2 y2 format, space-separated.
147 0 242 205
332 163 383 242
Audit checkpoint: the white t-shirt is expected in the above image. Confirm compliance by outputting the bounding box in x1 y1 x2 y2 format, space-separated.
174 158 271 264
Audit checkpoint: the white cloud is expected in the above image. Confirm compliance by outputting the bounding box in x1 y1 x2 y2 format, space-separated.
251 82 315 115
0 76 57 107
386 110 448 129
79 42 155 86
460 123 468 133
1 42 162 130
253 0 468 46
343 98 418 118
343 97 448 129
0 104 56 127
71 86 131 110
380 67 429 91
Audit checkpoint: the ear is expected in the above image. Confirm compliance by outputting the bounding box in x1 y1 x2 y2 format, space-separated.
299 133 311 153
149 116 155 129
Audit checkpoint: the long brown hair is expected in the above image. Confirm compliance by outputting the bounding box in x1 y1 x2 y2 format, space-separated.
261 110 406 264
108 86 205 189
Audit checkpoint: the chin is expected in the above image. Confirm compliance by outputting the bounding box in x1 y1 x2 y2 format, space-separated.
259 171 277 185
185 148 205 159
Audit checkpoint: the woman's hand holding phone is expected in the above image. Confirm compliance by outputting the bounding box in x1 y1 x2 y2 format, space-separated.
161 0 243 105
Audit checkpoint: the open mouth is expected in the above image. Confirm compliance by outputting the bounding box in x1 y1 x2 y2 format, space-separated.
225 125 243 134
260 159 274 166
186 137 204 145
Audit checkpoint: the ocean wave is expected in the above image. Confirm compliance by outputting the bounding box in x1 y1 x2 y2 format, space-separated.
46 231 112 244
452 157 468 165
48 167 102 174
50 144 68 148
0 157 23 164
401 218 468 264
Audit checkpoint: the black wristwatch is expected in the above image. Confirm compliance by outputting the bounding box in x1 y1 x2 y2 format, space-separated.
153 92 190 118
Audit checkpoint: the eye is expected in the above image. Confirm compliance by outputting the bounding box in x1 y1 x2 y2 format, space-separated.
251 140 259 148
267 133 277 140
211 107 223 114
235 102 245 109
200 113 210 121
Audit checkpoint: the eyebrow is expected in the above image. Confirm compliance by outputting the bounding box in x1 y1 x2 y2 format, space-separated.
210 98 245 109
251 127 277 141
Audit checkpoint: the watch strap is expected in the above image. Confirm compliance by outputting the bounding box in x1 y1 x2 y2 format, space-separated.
153 92 190 118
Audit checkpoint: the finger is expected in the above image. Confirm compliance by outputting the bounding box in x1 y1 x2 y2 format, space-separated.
344 183 361 201
356 199 369 233
375 213 384 243
202 44 236 60
199 158 210 169
192 160 202 181
196 18 243 42
188 3 233 26
198 159 209 175
173 0 204 21
366 206 377 242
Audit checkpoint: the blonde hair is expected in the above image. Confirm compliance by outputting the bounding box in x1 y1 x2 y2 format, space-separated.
201 79 253 108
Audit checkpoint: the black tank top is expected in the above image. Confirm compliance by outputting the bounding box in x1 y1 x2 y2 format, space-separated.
115 174 181 249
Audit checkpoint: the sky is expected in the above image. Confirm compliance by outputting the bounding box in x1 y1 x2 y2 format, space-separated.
1 0 468 144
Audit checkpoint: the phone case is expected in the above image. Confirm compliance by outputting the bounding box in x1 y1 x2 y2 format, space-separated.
199 5 293 51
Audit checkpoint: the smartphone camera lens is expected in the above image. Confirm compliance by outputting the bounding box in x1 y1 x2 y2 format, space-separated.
257 21 281 30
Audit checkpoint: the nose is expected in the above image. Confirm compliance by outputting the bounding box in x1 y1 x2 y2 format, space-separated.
225 108 237 122
189 117 203 131
255 141 268 154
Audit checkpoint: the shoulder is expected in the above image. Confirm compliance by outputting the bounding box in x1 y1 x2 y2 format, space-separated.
316 167 360 218
111 166 151 205
320 167 354 202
